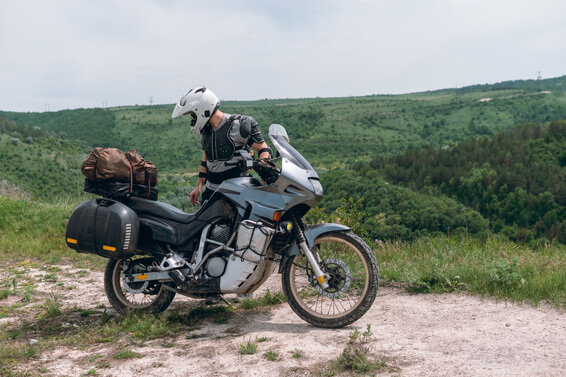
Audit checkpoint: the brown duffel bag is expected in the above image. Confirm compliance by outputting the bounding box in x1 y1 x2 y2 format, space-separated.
125 149 157 187
81 148 158 200
81 148 157 186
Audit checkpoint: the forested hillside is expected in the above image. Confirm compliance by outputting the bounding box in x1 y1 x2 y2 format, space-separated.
346 120 566 244
0 118 87 198
1 76 566 243
2 76 566 172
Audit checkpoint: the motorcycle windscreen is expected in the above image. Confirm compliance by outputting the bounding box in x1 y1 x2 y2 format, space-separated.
268 125 314 171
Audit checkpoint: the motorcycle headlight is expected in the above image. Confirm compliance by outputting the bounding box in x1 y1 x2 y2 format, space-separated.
309 179 324 196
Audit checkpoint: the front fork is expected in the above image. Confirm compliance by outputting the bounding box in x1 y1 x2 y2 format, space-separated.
298 241 329 289
291 213 329 289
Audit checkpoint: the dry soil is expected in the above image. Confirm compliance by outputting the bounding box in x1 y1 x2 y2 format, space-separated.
1 264 565 376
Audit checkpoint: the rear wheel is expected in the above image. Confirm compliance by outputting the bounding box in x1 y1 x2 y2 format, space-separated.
282 231 379 328
104 257 176 314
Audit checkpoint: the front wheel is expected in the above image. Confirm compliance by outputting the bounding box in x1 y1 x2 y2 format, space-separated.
104 257 176 315
282 231 379 328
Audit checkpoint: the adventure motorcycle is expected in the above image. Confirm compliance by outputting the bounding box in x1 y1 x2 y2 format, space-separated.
66 124 379 328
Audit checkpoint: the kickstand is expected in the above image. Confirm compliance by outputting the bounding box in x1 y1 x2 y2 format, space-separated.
219 295 233 307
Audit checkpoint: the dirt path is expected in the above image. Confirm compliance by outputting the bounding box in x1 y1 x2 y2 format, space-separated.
2 264 565 376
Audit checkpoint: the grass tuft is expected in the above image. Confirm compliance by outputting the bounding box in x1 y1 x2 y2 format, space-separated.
239 289 286 310
331 325 388 374
238 337 259 355
114 348 141 360
40 295 63 318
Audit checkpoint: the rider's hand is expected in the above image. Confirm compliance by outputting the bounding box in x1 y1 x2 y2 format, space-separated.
190 186 201 205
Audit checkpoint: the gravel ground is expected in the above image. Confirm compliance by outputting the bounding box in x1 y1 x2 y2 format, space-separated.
1 264 565 376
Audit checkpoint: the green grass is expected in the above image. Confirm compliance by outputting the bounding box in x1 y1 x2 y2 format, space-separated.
114 348 141 360
2 193 564 310
167 305 233 330
264 350 279 361
0 196 78 260
373 235 566 308
324 324 389 375
238 337 259 355
0 302 235 375
238 289 286 310
40 295 63 318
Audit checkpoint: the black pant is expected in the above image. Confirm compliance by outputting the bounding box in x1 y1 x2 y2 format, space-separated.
201 187 214 203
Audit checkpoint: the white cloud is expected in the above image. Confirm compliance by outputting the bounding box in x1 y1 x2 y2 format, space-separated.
1 0 565 111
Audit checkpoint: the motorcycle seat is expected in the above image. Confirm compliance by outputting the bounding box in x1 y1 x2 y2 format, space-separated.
126 196 200 224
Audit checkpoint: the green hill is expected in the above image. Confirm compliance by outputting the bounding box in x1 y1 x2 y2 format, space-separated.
2 75 566 173
344 120 566 244
1 76 566 244
0 118 88 199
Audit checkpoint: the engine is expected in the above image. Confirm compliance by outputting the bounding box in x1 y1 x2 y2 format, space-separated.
204 223 231 278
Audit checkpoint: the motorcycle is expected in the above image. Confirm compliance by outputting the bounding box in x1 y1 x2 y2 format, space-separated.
66 124 379 328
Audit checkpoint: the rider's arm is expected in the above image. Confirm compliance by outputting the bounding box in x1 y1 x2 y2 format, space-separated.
197 153 208 187
190 152 207 204
251 141 272 160
244 117 271 160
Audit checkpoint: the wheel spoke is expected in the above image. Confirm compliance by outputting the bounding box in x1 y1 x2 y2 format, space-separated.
107 257 174 312
284 232 378 324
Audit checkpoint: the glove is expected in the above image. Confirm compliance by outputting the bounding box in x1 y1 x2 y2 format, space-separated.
253 159 280 184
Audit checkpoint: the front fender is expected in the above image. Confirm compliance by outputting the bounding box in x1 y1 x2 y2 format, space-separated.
278 223 350 273
303 223 350 246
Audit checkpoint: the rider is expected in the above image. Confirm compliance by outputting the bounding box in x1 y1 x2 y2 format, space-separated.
172 86 271 304
172 86 272 205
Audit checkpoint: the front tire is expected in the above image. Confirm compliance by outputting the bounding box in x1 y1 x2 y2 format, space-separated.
282 231 379 328
104 257 176 315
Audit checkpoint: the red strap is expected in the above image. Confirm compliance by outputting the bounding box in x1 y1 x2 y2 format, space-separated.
123 153 133 195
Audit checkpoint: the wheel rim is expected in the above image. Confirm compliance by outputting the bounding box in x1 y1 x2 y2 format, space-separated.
288 236 370 319
111 258 166 310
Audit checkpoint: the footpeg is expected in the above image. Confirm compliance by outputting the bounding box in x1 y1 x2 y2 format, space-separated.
168 269 191 290
160 252 186 271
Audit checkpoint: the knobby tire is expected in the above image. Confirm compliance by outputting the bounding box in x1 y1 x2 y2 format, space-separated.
282 231 379 328
104 257 176 315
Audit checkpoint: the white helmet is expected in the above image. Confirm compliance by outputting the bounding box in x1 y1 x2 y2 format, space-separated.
172 86 220 134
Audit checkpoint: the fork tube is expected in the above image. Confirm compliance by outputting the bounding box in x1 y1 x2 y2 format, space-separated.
291 212 329 289
298 241 329 289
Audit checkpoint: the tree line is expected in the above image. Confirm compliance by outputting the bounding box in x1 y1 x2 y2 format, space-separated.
349 120 566 244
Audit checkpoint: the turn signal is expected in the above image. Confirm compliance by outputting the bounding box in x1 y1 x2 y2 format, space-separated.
273 211 282 221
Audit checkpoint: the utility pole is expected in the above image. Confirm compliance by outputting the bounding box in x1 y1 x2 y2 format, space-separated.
149 96 154 105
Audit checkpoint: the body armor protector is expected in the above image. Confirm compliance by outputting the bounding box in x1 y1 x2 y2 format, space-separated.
201 114 265 188
202 115 239 161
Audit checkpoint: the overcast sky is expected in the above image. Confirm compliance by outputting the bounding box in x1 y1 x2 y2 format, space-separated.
1 0 565 112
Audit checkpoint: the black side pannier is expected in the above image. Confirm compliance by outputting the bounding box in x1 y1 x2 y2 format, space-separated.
66 199 139 259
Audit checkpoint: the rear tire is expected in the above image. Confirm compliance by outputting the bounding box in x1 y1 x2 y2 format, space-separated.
282 231 379 328
104 257 176 315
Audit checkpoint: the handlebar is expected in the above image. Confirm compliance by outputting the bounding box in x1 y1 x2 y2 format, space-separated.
220 151 280 184
221 150 255 170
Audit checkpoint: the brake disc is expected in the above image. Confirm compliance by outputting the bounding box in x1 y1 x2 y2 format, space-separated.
122 259 150 294
123 279 149 294
315 258 351 299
